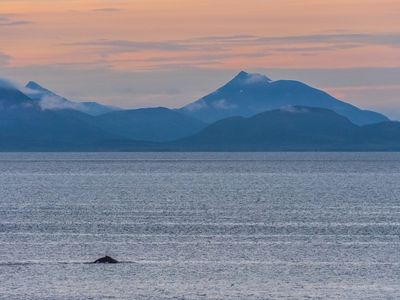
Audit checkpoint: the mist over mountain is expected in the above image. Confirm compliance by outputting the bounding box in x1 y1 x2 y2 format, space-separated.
180 71 388 125
25 81 119 116
0 81 38 110
0 80 206 148
24 81 207 142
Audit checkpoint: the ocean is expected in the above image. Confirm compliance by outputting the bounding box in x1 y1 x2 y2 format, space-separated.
0 152 399 299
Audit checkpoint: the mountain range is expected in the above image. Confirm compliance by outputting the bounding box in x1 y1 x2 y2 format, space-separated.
0 71 398 151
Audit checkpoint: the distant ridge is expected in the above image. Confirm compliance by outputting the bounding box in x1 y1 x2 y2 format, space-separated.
180 71 388 125
96 107 206 142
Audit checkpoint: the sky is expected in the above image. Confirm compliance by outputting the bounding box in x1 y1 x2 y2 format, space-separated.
1 0 400 118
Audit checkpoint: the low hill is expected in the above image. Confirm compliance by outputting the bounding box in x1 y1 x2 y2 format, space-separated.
172 106 400 151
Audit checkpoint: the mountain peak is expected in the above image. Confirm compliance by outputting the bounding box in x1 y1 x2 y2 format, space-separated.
180 71 389 125
229 71 272 85
26 81 46 91
236 70 250 78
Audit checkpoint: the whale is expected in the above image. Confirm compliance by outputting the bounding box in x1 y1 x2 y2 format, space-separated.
93 256 119 264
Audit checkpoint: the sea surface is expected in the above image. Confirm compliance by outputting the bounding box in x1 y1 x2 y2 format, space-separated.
0 152 399 299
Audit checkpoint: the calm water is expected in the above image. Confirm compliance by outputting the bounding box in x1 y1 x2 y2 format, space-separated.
0 152 400 299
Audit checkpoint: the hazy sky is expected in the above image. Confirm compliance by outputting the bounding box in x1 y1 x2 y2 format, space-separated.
1 0 400 118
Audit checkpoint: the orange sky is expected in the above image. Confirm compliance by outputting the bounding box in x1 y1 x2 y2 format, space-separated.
1 0 400 69
1 0 400 117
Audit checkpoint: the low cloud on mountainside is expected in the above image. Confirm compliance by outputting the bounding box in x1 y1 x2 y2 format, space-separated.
36 95 84 111
0 77 83 111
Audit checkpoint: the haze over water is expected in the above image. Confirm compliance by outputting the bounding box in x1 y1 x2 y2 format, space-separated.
0 152 399 299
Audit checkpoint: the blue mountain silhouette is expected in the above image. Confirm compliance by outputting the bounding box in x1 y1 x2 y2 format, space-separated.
180 71 388 125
